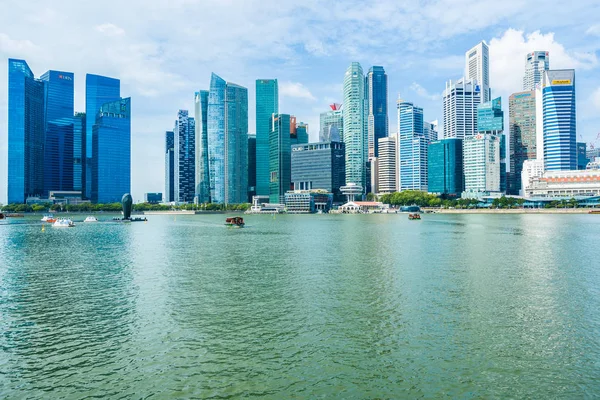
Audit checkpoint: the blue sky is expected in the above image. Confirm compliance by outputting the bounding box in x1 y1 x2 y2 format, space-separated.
1 0 600 203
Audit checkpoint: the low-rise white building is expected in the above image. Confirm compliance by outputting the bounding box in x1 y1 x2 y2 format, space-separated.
524 158 600 198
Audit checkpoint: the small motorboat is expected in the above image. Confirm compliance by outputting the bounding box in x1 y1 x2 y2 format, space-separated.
41 214 57 223
225 216 245 228
0 213 4 220
408 213 421 220
53 218 75 228
84 216 98 222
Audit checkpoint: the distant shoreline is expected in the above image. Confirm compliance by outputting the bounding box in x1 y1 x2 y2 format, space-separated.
422 208 595 214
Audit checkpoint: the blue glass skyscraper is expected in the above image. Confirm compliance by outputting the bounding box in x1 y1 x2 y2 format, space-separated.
256 79 278 196
85 74 120 198
398 99 427 191
428 138 463 197
174 110 196 203
542 70 576 171
269 114 291 204
195 90 210 203
40 70 74 194
208 73 248 204
365 66 388 158
72 113 86 192
7 59 45 203
165 131 175 202
91 98 131 203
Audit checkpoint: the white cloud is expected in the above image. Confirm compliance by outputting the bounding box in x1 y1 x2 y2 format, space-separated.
591 87 600 110
586 25 600 36
279 81 316 101
410 82 441 101
0 33 38 55
95 23 125 36
489 29 598 97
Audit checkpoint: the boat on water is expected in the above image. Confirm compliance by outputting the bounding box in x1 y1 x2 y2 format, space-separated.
0 213 4 220
589 210 600 214
84 216 98 222
408 213 421 220
41 214 57 223
225 216 245 228
53 218 75 228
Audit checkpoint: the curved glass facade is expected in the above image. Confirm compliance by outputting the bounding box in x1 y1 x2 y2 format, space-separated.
365 66 388 158
256 79 278 196
208 73 226 203
195 90 210 203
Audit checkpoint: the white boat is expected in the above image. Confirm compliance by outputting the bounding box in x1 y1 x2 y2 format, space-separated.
84 216 98 222
41 214 56 223
53 218 75 228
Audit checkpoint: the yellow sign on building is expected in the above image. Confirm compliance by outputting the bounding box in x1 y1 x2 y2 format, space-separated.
552 80 571 85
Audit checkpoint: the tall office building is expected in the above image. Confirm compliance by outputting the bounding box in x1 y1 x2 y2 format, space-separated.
320 103 343 142
248 134 256 202
542 70 576 171
91 98 131 203
509 91 537 194
269 114 291 204
256 79 278 196
443 78 482 139
428 138 464 197
165 131 175 202
424 120 438 142
40 70 75 195
577 142 589 170
343 62 366 191
195 90 210 203
294 122 309 145
291 141 346 200
477 97 506 192
208 73 248 204
85 74 120 199
463 134 501 197
465 41 491 102
398 98 427 191
72 112 86 193
365 66 388 158
523 51 549 91
224 83 248 204
7 59 45 204
173 110 195 203
376 135 398 193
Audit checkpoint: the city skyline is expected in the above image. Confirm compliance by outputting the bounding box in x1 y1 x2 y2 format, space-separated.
1 1 600 203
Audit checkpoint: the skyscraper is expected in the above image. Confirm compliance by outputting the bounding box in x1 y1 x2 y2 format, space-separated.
72 112 86 193
443 78 482 139
269 114 291 204
376 135 398 193
165 131 175 203
291 141 346 201
463 134 501 197
577 142 590 170
173 110 195 203
208 73 248 204
319 104 343 142
477 97 506 192
195 90 210 203
423 120 438 142
7 59 45 204
248 134 256 202
523 51 549 91
542 70 576 171
224 83 249 204
256 79 278 196
365 66 388 158
428 138 464 197
465 41 491 102
40 70 75 195
398 98 427 191
85 74 120 199
343 62 366 191
509 91 537 194
91 98 131 203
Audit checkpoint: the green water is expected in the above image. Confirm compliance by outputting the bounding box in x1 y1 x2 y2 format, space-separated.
1 214 599 398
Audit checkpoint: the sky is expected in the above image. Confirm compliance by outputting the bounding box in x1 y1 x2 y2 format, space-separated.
1 0 600 204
